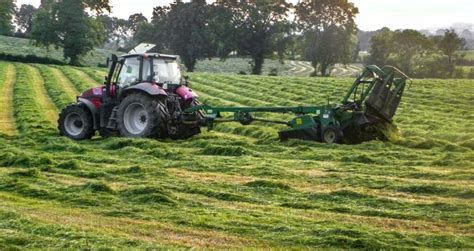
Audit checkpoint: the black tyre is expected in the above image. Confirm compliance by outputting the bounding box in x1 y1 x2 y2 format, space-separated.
117 93 168 138
58 103 95 140
322 125 343 144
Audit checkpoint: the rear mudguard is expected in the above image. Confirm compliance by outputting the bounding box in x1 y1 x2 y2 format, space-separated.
176 86 198 101
119 82 167 100
78 97 100 129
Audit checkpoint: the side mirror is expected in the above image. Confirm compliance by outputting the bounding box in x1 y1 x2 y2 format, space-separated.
111 54 118 62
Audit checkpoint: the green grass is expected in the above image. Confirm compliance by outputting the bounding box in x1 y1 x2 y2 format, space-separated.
192 57 363 77
0 61 473 249
0 35 117 67
461 50 474 61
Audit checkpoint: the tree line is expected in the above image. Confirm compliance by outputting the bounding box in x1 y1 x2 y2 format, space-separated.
0 0 469 78
368 28 469 78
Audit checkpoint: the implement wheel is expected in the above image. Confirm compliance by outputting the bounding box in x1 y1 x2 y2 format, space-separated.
58 104 95 140
322 125 343 144
117 93 168 138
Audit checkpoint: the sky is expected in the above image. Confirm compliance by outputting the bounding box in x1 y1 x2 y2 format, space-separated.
16 0 474 31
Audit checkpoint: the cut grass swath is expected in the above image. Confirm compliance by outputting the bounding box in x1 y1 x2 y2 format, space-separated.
0 62 18 136
35 64 76 109
47 66 78 99
27 64 58 125
0 65 473 249
56 66 99 91
12 63 55 135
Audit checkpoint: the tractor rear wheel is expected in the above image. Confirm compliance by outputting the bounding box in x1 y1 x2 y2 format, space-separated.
58 104 95 140
322 125 343 144
117 93 168 138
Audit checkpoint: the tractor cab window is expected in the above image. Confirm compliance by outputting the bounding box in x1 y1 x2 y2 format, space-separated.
117 57 140 88
111 61 123 85
153 59 181 85
142 58 152 82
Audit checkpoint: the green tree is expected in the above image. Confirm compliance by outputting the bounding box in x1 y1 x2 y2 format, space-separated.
167 1 218 71
391 29 432 74
97 14 131 48
434 29 465 76
134 6 170 52
368 28 394 66
15 4 37 36
140 1 218 72
217 0 292 75
0 0 16 35
296 0 359 76
352 41 361 62
128 13 147 33
32 0 110 65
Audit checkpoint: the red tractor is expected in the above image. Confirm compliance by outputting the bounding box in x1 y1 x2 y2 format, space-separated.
58 53 203 140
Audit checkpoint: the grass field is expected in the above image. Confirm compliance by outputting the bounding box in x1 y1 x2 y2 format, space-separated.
0 60 473 249
0 35 117 67
461 50 474 61
192 58 363 77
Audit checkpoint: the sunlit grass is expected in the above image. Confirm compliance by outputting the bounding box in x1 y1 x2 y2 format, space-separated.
0 61 473 249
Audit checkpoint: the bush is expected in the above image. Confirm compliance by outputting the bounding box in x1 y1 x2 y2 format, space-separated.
0 53 67 66
468 68 474 79
268 68 278 76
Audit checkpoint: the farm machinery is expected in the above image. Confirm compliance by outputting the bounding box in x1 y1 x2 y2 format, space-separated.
185 65 411 143
58 50 410 144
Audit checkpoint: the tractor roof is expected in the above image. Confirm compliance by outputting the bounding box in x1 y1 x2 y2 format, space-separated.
120 53 179 60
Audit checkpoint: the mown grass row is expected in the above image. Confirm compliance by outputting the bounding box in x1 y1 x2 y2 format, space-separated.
1 65 473 249
12 64 55 135
0 62 17 136
35 64 76 109
76 67 106 84
1 134 472 248
55 66 99 92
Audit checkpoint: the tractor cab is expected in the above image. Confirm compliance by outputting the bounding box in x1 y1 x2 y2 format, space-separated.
105 53 184 98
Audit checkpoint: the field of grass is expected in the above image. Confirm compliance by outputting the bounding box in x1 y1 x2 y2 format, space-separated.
0 35 117 67
193 58 363 77
462 50 474 61
0 60 473 249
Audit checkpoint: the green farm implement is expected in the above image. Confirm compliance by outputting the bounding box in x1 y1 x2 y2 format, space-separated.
185 65 411 143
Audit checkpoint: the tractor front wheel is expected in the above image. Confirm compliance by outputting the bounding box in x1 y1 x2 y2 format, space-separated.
58 104 95 140
117 93 168 138
322 125 343 144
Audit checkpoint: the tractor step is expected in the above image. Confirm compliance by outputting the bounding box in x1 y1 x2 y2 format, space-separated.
106 106 119 129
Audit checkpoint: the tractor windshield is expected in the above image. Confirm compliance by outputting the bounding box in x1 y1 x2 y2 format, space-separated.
117 57 140 88
153 59 181 85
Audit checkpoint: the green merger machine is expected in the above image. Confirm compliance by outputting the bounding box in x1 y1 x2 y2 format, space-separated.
58 50 410 144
